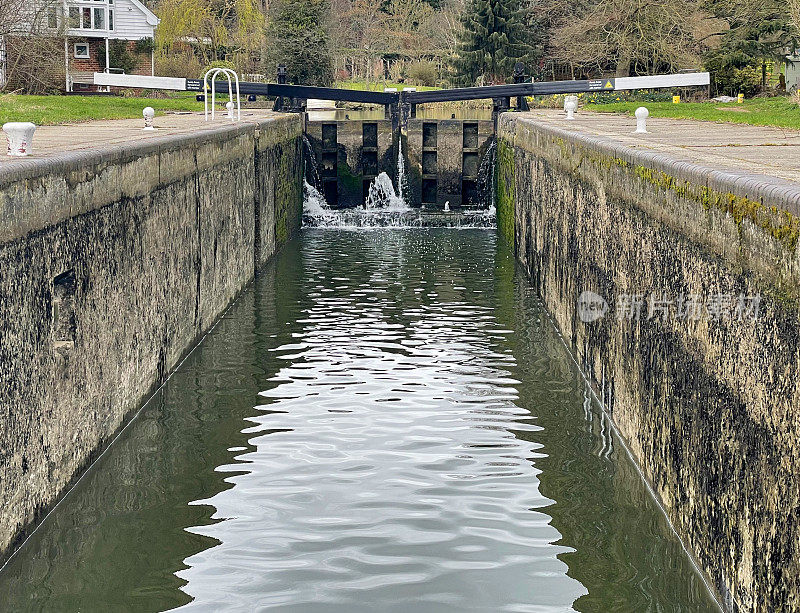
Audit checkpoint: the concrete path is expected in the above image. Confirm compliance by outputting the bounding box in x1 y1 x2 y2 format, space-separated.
5 107 800 186
520 109 800 184
0 110 282 163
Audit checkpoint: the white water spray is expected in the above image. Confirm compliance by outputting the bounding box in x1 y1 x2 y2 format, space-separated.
365 173 408 210
396 140 408 204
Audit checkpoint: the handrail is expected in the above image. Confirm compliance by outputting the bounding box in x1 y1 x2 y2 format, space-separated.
203 68 241 122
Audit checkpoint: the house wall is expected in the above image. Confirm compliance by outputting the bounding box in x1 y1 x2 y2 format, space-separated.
111 0 157 41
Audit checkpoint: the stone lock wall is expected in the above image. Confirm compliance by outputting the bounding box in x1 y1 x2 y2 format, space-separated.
0 114 303 563
498 114 800 612
304 119 395 208
406 118 493 209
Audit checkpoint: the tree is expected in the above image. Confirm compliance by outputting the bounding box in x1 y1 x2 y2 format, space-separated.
1 0 64 93
547 0 709 77
155 0 266 68
450 0 538 85
267 0 334 85
702 0 798 92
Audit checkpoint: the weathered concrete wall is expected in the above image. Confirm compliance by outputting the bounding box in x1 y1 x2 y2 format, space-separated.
305 119 394 208
406 119 493 209
0 114 303 563
498 114 800 612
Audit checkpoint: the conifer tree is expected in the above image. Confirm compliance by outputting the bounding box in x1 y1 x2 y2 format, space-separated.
451 0 537 85
267 0 334 86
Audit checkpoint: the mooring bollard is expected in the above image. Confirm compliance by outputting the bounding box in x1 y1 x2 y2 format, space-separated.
2 122 36 156
564 96 578 120
226 101 235 120
143 107 155 131
444 201 450 212
634 107 649 133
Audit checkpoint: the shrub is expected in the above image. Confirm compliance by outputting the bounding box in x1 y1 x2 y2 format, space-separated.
98 40 139 74
405 61 439 87
155 49 204 79
3 35 64 94
707 63 762 97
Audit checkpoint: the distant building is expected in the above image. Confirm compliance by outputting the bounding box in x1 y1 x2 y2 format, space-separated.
786 54 800 93
60 0 160 91
0 0 159 92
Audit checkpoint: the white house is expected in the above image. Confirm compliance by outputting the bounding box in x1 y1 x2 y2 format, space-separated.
0 0 159 92
60 0 160 91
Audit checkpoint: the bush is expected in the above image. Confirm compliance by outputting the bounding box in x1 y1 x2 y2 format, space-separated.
155 49 204 79
204 59 237 79
98 40 139 74
706 61 762 97
3 35 64 94
134 38 155 55
405 61 439 87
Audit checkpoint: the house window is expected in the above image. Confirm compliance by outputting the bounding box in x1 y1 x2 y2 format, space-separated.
74 43 90 59
68 2 112 31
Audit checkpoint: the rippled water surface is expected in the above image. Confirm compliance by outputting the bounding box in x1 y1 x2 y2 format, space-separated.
0 229 718 612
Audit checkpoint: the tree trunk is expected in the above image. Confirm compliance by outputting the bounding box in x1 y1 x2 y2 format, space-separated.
615 56 631 77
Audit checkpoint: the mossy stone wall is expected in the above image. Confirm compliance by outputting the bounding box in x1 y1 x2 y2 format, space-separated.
498 113 800 612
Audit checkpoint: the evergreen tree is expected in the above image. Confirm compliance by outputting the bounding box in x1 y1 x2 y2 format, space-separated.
451 0 537 85
267 0 334 86
702 0 798 93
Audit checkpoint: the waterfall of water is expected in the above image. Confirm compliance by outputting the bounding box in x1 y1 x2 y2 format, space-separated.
396 139 409 205
476 138 497 214
302 135 322 191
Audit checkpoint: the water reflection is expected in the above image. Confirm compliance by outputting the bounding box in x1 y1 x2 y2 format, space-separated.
0 230 718 612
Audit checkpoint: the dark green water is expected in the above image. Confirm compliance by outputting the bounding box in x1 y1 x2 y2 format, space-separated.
0 229 718 612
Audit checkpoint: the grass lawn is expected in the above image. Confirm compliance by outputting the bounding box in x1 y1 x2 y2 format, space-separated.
584 96 800 130
0 94 204 125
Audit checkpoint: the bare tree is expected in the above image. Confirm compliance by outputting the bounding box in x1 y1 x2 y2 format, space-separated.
790 0 800 38
1 0 64 93
546 0 710 76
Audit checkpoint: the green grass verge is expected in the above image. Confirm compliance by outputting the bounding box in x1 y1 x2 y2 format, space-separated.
584 97 800 130
0 94 204 125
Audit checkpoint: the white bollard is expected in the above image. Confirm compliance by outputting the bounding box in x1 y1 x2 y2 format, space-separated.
3 122 36 157
143 107 155 131
226 101 235 120
564 97 578 120
444 201 450 212
635 107 649 133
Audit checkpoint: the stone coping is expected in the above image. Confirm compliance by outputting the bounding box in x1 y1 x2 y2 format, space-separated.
504 114 800 218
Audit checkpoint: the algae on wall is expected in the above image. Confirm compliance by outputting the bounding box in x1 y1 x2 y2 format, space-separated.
496 138 516 246
0 115 304 565
498 113 800 612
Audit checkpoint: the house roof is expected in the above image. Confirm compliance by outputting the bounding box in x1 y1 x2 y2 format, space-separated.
128 0 160 27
